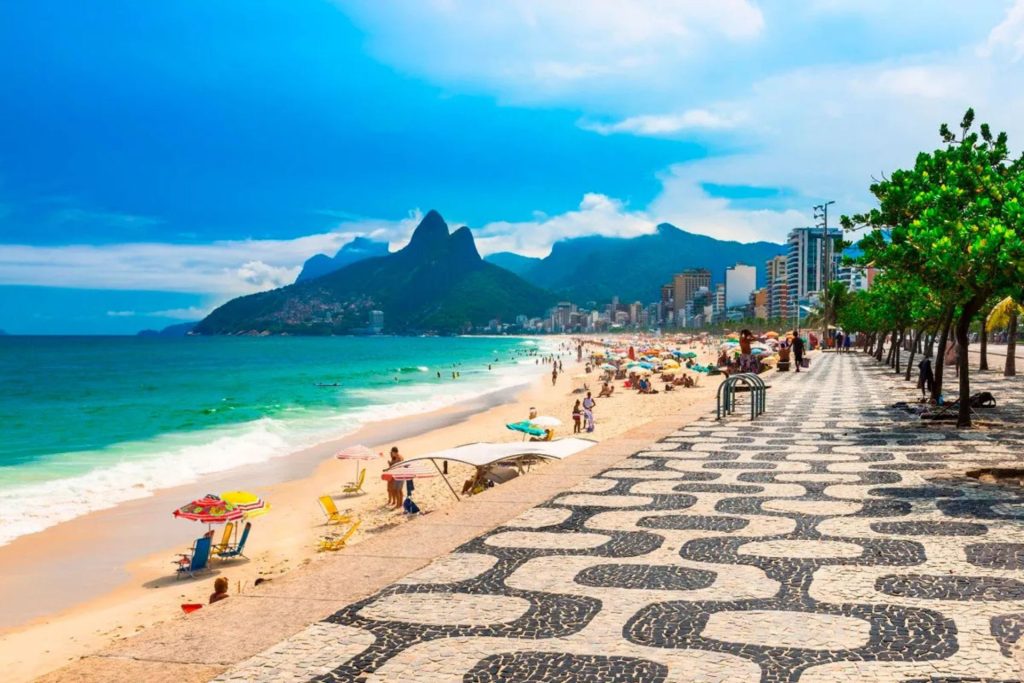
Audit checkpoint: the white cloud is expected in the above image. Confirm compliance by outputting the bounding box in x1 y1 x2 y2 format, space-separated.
979 0 1024 61
0 213 423 298
580 109 739 136
149 306 210 320
105 310 136 317
337 0 764 105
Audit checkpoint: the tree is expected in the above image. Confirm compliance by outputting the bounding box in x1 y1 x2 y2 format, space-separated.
988 296 1024 376
843 109 1024 427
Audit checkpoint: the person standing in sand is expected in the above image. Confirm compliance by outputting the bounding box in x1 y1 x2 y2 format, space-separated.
386 447 404 509
582 392 596 432
572 399 582 434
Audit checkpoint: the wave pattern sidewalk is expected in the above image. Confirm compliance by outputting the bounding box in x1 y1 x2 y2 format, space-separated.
216 353 1024 682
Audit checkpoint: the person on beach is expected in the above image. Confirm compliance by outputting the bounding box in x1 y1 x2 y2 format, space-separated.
792 331 805 372
572 399 582 433
918 356 934 399
386 447 404 509
209 577 229 604
582 392 596 432
739 329 754 373
552 367 558 385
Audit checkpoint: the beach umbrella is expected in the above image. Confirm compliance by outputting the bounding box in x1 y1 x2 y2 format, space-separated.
633 367 653 376
765 331 779 339
383 460 439 481
662 359 680 368
506 420 547 439
600 363 617 371
220 490 270 518
335 444 380 482
681 351 698 359
173 495 244 524
530 415 562 428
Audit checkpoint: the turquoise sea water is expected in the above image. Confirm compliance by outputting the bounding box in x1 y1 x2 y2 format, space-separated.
0 335 551 545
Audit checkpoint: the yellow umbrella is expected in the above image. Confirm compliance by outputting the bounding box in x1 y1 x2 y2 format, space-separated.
662 359 680 368
220 490 271 518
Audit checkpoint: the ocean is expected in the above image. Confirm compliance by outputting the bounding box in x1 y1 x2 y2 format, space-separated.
0 335 555 546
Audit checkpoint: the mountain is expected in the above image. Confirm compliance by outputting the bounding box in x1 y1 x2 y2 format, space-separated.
195 211 556 335
296 236 389 282
484 252 542 277
137 322 198 337
513 224 787 303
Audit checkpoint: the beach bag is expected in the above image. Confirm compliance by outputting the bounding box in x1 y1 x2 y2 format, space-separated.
403 497 420 514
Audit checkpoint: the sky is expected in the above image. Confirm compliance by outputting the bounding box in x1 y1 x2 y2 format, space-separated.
2 0 1024 333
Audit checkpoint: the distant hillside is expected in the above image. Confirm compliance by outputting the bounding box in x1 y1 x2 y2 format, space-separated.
484 252 542 277
514 224 786 303
296 236 389 282
195 211 556 335
137 322 197 337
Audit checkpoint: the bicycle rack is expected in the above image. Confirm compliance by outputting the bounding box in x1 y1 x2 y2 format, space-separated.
716 373 767 420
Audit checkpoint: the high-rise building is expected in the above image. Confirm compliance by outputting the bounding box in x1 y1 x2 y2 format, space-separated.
725 264 756 309
786 227 843 302
629 301 643 325
714 283 726 318
672 269 711 317
766 254 789 320
750 288 769 319
369 310 384 333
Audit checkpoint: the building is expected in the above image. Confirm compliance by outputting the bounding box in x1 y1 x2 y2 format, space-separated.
714 283 726 319
725 264 756 309
750 288 769 319
786 226 843 303
629 301 643 325
671 269 711 318
765 254 790 320
369 310 384 333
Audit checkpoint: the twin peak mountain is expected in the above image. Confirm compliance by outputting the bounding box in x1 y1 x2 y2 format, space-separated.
195 211 555 335
195 210 786 335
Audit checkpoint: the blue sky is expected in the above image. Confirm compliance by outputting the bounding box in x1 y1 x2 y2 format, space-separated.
1 1 1022 333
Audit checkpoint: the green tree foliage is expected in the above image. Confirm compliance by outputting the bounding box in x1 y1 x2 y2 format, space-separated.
843 109 1024 426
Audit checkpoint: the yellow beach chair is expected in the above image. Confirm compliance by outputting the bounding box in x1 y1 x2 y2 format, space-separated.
343 468 367 495
211 522 234 557
318 495 351 525
318 520 361 552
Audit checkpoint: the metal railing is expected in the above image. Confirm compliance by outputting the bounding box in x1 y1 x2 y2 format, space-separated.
716 373 767 420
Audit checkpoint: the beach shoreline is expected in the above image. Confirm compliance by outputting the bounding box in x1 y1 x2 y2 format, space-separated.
0 336 720 682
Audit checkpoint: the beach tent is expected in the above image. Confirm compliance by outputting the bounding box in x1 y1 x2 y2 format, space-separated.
385 438 597 500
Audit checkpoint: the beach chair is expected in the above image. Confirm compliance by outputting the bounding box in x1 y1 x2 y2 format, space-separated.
343 468 367 495
318 495 351 525
217 522 251 560
174 536 212 579
211 522 234 556
317 519 361 552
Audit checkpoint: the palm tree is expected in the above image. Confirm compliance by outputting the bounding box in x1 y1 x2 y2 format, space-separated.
987 297 1023 376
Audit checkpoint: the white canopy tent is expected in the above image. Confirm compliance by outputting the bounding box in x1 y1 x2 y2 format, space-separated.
383 438 597 500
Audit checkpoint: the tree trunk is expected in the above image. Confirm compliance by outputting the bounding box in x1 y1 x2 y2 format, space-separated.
979 316 989 371
886 330 898 367
894 329 904 374
876 332 886 361
956 302 980 429
1006 307 1018 377
925 330 935 358
932 309 954 402
905 329 922 381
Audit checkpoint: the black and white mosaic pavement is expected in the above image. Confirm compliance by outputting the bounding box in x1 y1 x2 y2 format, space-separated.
214 354 1024 682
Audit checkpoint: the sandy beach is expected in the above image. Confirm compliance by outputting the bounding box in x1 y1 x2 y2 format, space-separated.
0 337 721 682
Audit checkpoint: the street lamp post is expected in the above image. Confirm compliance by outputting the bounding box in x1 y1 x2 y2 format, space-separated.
814 200 835 345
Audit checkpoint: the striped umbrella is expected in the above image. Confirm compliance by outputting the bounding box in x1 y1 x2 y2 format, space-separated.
173 496 244 524
383 460 439 481
335 444 380 481
220 490 270 518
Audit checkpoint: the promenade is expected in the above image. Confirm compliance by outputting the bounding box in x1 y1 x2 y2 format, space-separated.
44 352 1024 683
209 353 1024 682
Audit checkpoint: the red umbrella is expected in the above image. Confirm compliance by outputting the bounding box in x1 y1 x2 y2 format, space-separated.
382 461 438 481
173 496 244 523
335 444 381 483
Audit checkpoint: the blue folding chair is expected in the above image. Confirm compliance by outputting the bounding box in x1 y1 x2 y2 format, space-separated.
216 522 251 560
175 536 212 579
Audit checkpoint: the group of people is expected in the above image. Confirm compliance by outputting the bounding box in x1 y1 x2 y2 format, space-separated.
384 446 420 513
571 392 596 433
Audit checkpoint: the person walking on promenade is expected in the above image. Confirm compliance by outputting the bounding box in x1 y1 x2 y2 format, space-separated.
792 330 806 373
918 356 934 399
